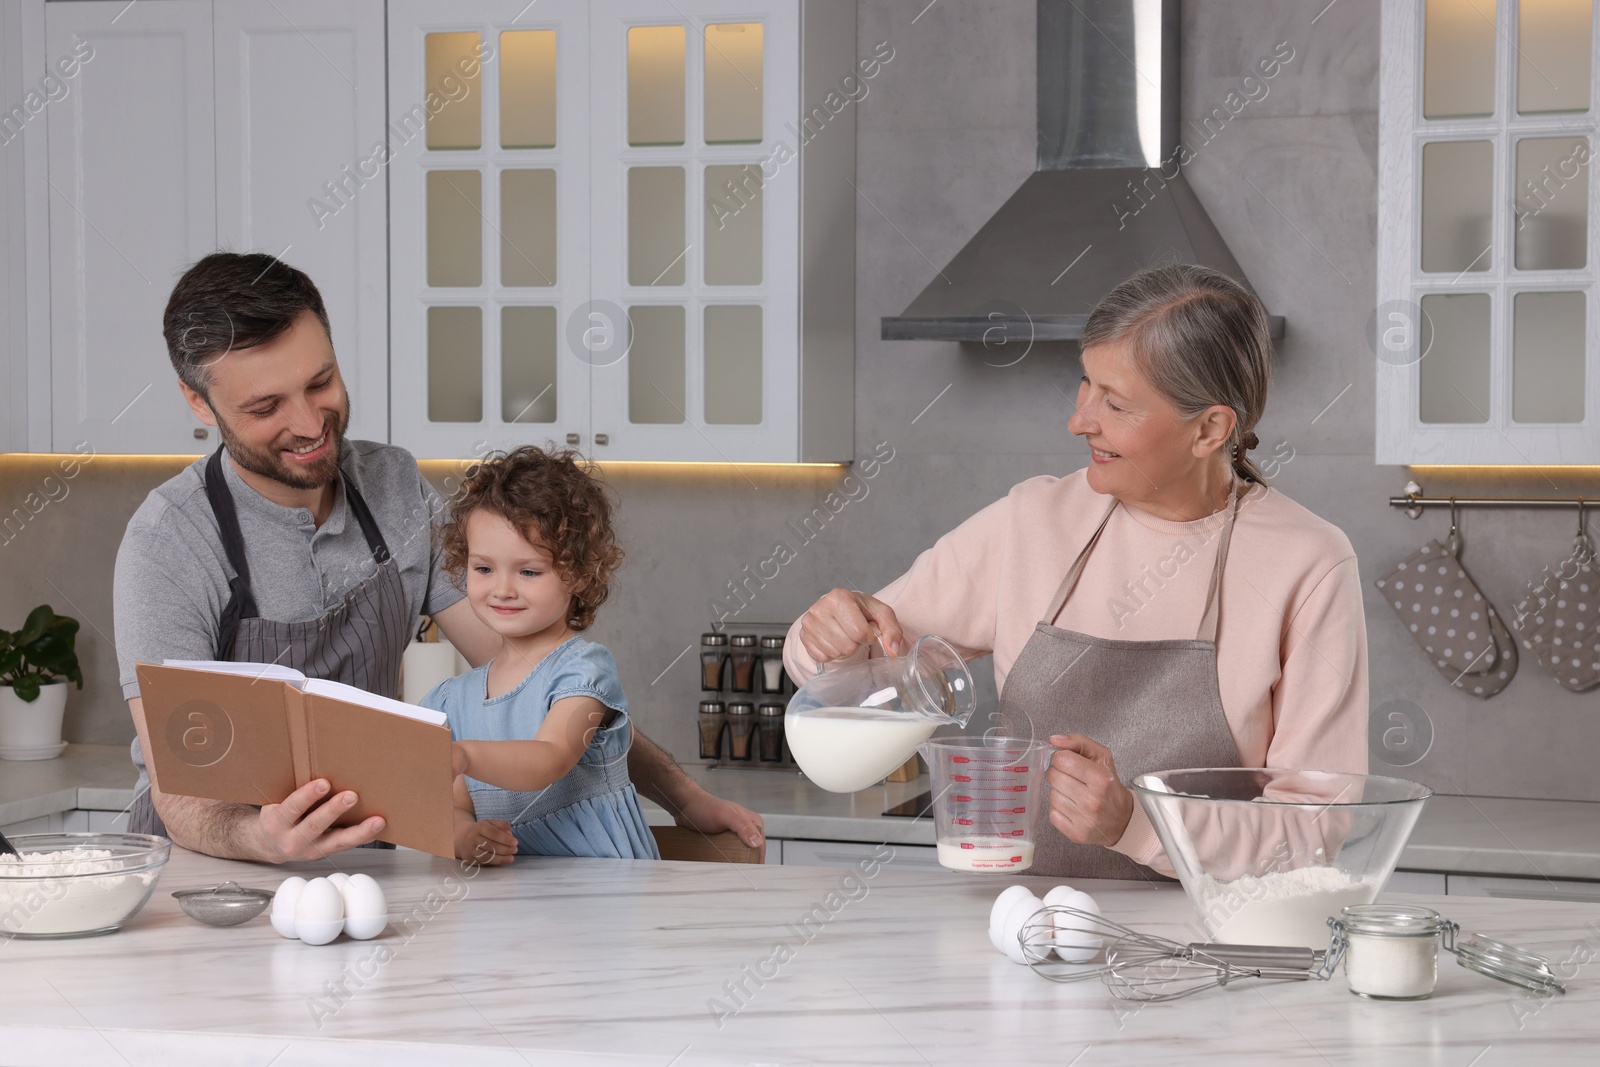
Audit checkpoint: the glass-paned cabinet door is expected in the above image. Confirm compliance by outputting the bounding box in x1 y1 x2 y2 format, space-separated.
389 1 590 459
1378 0 1600 464
588 0 799 462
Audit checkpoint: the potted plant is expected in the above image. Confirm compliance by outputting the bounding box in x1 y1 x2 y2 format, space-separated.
0 604 83 760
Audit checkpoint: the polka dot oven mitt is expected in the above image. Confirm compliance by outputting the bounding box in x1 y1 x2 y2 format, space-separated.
1375 539 1518 698
1511 536 1600 693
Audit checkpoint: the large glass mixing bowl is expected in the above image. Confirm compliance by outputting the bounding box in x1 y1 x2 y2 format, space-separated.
1132 768 1432 950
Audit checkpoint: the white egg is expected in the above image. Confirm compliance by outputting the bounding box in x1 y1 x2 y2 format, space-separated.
328 872 352 891
998 893 1046 965
339 873 388 941
988 884 1038 941
1047 888 1103 963
270 876 307 939
295 877 346 946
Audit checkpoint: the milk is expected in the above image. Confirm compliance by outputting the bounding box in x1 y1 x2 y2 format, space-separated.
784 707 938 793
936 837 1036 872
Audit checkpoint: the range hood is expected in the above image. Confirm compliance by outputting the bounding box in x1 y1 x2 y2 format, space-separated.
881 0 1284 343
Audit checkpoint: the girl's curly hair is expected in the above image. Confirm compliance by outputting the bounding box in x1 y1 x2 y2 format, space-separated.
440 447 623 631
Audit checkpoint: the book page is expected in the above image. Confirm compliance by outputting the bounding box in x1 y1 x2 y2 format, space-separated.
163 659 306 683
298 677 447 727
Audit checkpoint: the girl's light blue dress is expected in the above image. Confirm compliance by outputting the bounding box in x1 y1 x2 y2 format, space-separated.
423 636 661 859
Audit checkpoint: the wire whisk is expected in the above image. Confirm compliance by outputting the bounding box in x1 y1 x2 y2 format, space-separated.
1015 905 1342 1002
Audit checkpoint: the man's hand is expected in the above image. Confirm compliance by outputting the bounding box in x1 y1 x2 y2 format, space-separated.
674 791 765 853
1044 734 1134 848
249 778 386 862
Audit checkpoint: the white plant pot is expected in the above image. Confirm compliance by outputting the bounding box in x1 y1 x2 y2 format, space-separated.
0 681 69 760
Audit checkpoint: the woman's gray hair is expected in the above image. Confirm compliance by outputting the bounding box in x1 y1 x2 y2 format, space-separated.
1081 264 1273 484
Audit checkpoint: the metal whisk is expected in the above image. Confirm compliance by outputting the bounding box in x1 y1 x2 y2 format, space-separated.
1015 905 1342 1002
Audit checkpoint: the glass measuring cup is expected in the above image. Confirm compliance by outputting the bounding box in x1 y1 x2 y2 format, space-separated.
785 634 975 793
920 736 1048 872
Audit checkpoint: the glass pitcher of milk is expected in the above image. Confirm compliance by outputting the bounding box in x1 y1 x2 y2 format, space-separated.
784 635 975 793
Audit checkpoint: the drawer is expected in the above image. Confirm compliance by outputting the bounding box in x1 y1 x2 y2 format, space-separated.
86 810 129 833
0 813 60 837
1446 874 1600 903
1383 870 1448 896
780 838 941 870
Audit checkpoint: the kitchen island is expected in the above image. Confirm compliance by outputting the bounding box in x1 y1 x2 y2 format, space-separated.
3 844 1596 1065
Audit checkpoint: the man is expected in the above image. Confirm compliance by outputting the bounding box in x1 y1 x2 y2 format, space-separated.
113 252 763 862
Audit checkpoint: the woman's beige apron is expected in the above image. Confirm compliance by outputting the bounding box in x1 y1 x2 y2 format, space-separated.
997 489 1245 880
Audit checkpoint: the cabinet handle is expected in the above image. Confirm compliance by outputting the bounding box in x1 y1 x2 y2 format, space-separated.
193 428 209 440
566 433 580 445
594 434 609 446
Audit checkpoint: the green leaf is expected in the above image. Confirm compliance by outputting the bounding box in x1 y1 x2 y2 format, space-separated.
0 647 21 675
44 616 79 641
17 605 55 645
11 677 41 703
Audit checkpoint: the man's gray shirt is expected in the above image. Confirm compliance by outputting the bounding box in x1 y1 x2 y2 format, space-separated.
113 441 465 786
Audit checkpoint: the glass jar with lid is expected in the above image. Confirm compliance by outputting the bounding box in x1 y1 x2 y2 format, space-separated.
1333 904 1568 1001
1338 904 1444 999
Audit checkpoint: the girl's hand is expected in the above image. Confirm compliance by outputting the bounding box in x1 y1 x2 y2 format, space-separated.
1044 734 1134 848
798 588 907 663
455 813 517 866
451 742 471 777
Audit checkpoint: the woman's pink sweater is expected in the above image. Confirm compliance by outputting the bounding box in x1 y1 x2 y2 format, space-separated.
785 469 1369 874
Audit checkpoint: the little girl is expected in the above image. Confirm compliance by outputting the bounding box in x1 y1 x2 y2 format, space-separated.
423 446 660 863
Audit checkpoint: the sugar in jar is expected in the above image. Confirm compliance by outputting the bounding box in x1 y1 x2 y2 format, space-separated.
1338 904 1444 1000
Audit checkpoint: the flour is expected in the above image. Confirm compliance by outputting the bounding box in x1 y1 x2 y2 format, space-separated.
0 849 161 936
1193 866 1378 950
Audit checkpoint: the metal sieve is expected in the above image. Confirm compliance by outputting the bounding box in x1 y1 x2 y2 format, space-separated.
172 881 274 927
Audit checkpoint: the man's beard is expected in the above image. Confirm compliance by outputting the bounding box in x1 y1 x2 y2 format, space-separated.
216 398 351 491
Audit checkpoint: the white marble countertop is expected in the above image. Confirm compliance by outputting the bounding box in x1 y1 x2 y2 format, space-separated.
2 846 1597 1065
11 746 1600 879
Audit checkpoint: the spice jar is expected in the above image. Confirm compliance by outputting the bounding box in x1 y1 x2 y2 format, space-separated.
757 702 786 762
729 635 759 693
700 633 729 691
1338 904 1443 1000
759 636 788 694
697 701 727 760
726 702 756 761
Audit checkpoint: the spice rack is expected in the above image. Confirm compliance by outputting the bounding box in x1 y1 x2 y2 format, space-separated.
695 622 798 771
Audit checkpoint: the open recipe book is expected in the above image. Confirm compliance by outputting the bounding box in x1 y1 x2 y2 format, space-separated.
135 660 455 857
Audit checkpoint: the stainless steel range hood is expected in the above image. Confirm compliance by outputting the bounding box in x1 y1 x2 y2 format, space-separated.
881 0 1284 344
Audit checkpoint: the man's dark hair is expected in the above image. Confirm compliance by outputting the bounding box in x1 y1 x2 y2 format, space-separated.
162 252 331 397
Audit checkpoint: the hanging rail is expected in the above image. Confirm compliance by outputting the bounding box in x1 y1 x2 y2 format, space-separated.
1389 481 1591 518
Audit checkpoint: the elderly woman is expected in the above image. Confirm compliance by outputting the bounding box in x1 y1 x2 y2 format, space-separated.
784 265 1368 880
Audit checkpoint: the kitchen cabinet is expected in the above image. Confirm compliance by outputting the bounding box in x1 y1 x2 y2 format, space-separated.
1446 872 1600 903
1377 0 1600 464
778 837 941 871
386 0 855 462
27 0 387 454
0 806 126 837
1384 869 1449 895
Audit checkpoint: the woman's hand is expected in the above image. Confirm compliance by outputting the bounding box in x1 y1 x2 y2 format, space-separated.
1044 734 1134 848
798 588 907 663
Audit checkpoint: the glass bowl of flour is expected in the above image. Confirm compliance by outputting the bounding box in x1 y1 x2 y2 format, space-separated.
0 833 171 939
1132 769 1432 951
